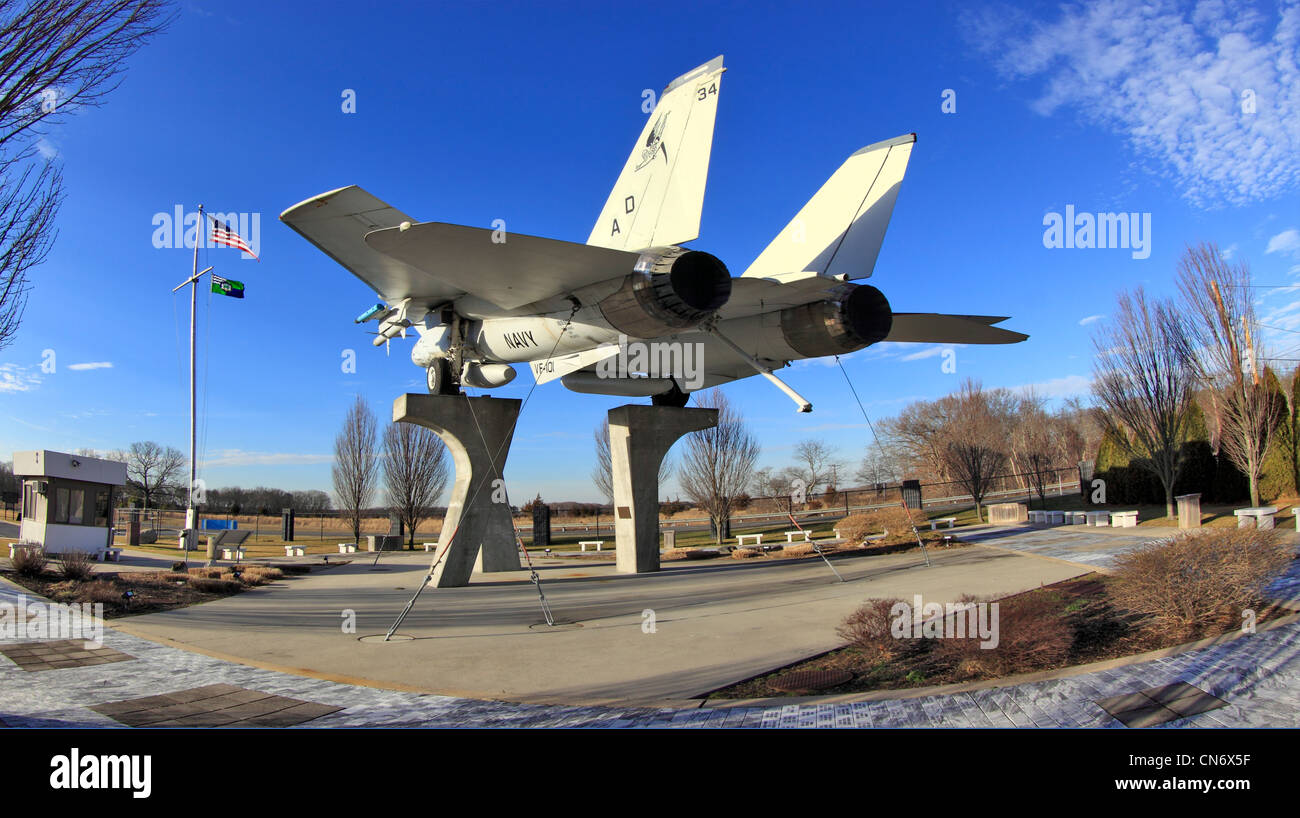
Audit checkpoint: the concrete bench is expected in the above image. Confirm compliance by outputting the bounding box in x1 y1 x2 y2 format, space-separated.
1110 511 1139 528
735 534 763 548
784 530 811 543
1234 506 1278 529
338 543 358 554
579 540 605 552
1028 510 1045 524
1046 510 1065 525
424 542 437 552
103 547 123 562
220 547 246 560
283 545 306 557
928 517 957 530
1067 511 1088 525
7 543 40 560
1085 511 1110 527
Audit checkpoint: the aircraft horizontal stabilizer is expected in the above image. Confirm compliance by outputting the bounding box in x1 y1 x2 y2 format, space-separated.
885 313 1028 344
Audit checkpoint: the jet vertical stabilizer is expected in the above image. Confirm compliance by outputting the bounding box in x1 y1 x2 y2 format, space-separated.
587 56 725 251
743 133 915 280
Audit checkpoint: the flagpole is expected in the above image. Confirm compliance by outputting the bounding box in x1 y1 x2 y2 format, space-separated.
188 205 201 537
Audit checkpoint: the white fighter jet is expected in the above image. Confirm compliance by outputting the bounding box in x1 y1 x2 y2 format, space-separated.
282 56 1026 412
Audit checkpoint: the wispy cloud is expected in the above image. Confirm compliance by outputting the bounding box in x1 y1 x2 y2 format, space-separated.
67 361 113 371
1266 228 1300 256
1078 314 1104 326
202 449 332 467
899 344 951 362
1014 373 1093 399
0 363 40 393
964 0 1300 207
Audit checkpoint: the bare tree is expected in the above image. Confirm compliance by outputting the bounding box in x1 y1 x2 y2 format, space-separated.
1091 288 1197 517
591 417 673 503
383 421 449 548
332 396 380 542
0 0 176 350
678 390 760 543
1174 242 1281 507
881 399 950 482
1055 397 1102 466
790 439 839 495
1010 390 1057 506
855 445 901 487
121 441 184 509
938 380 1013 521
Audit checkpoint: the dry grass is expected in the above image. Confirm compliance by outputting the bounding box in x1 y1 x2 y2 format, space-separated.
837 598 907 659
11 545 47 577
240 566 283 581
1108 528 1294 639
730 548 761 559
931 592 1073 678
76 580 126 605
836 506 919 545
131 572 193 588
187 576 243 593
57 550 96 582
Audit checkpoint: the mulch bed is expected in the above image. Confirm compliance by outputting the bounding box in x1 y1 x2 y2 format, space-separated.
708 573 1295 699
1 563 315 618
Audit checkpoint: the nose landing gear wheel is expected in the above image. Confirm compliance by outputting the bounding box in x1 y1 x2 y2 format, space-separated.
426 359 460 395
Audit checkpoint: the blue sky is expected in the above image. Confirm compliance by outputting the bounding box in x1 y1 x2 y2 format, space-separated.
2 0 1299 502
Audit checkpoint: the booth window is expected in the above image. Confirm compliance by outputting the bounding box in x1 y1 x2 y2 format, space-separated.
94 489 111 527
53 487 69 523
68 489 85 525
22 483 34 520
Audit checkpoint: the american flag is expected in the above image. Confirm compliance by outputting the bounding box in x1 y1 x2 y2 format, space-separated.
208 216 259 260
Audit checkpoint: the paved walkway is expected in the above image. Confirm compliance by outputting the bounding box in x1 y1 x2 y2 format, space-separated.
2 525 1298 728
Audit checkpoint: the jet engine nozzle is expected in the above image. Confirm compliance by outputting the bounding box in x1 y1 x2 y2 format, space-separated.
779 283 893 358
598 246 731 338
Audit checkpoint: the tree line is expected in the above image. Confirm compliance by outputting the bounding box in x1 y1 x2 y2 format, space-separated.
331 396 449 546
1090 241 1289 515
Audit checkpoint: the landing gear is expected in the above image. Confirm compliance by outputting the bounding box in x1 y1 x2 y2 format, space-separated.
651 383 690 407
426 359 461 395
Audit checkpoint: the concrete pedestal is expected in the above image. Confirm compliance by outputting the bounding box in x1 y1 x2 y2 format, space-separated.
607 404 718 574
1175 493 1202 529
394 394 522 587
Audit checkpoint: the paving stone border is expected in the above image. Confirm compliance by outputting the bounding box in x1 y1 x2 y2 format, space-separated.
2 529 1299 728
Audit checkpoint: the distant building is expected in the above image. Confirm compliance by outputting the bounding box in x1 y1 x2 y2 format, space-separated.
13 450 126 554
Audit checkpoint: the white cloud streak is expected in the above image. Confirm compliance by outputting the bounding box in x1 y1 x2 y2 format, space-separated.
965 0 1300 207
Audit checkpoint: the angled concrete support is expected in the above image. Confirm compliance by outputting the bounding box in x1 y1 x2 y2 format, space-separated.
608 404 718 574
394 394 522 587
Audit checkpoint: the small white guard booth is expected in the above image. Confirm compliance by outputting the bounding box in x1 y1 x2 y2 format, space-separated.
14 450 126 555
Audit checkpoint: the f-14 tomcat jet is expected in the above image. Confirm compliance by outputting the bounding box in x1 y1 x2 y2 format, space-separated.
282 56 1026 412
